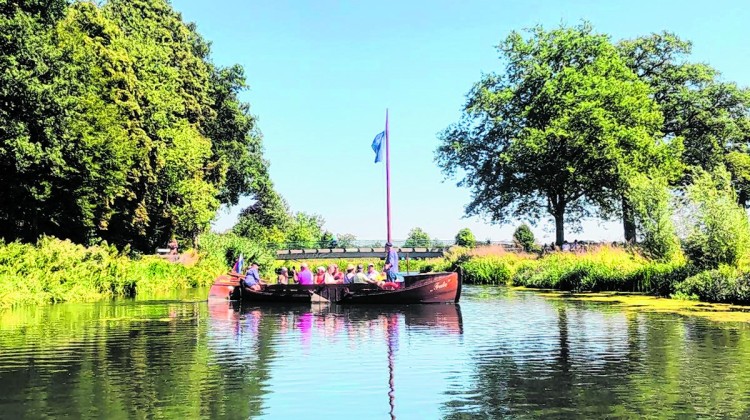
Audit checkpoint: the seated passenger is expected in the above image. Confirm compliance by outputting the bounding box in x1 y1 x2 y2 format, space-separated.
297 263 313 285
241 262 262 291
277 267 289 285
324 264 340 284
332 264 345 283
344 264 356 284
352 264 369 284
314 266 327 285
365 263 384 285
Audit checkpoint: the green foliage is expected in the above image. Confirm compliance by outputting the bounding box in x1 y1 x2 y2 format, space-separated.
337 233 356 248
513 224 537 252
460 256 520 285
197 232 273 276
0 0 277 252
233 191 292 247
285 213 326 248
404 227 431 247
618 32 750 204
454 228 476 248
513 246 687 295
674 265 750 304
0 236 224 309
436 22 667 244
626 174 681 261
681 168 750 269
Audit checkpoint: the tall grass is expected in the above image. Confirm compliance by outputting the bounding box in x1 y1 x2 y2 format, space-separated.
0 236 227 309
513 246 687 294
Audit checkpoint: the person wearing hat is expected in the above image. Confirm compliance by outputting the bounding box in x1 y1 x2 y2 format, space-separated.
365 263 380 283
241 262 262 291
353 264 368 284
343 263 356 284
384 242 400 286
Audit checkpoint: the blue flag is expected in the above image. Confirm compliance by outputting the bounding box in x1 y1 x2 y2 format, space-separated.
371 131 385 163
232 253 244 273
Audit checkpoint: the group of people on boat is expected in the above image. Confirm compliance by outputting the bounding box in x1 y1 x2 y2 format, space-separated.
238 242 403 291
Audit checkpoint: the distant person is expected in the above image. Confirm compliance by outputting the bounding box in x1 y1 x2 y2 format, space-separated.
168 237 178 261
353 264 369 284
289 266 298 283
241 262 262 291
168 237 178 255
315 266 327 285
330 264 344 283
384 242 402 288
277 267 289 285
366 263 381 284
297 263 313 285
344 264 356 284
325 264 340 284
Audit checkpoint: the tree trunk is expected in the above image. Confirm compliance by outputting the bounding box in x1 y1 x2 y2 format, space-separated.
622 195 636 244
554 210 565 246
738 190 748 208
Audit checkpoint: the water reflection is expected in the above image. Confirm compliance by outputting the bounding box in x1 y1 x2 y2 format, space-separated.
1 288 750 418
207 301 464 419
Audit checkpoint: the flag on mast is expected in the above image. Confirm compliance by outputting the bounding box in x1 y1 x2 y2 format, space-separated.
371 131 385 163
232 254 244 273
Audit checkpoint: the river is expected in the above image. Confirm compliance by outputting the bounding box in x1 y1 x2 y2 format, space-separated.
1 286 749 419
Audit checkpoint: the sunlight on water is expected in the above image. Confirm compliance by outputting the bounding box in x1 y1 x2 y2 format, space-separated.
1 286 750 418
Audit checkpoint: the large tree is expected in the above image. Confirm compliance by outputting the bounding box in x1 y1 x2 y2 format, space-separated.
0 0 277 251
618 32 750 204
436 23 666 245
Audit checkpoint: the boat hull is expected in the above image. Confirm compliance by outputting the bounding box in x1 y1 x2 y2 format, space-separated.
207 271 461 304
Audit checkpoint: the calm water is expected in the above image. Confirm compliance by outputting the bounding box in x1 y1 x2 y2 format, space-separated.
1 287 750 419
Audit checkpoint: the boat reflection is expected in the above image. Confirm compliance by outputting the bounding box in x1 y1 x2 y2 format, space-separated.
208 301 463 338
207 301 463 418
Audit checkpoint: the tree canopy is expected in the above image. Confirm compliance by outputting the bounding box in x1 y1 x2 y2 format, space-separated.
618 32 750 205
437 23 673 245
404 227 432 247
454 228 476 248
0 0 275 251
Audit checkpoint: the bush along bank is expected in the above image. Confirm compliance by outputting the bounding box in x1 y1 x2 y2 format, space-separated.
417 246 750 305
0 233 274 309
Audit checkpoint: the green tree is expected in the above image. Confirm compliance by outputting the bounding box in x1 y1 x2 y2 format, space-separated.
436 23 665 245
625 174 680 261
618 32 750 204
681 167 750 269
454 228 476 248
0 0 280 252
513 224 536 252
233 190 291 247
285 213 325 249
404 227 432 247
337 233 356 248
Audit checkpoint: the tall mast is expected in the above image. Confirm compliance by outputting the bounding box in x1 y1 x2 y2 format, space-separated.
385 109 392 244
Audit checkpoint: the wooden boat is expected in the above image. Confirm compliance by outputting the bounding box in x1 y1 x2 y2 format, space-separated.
207 270 462 304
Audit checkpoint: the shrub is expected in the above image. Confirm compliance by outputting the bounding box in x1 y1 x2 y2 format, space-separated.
454 228 476 248
626 173 681 261
513 224 537 252
513 246 687 294
0 236 228 308
674 265 750 304
404 227 431 247
681 168 750 269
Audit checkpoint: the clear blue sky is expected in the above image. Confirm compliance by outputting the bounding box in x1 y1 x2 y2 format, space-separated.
171 0 749 243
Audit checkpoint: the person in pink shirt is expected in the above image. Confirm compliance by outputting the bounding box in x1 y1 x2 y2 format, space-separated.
296 263 313 285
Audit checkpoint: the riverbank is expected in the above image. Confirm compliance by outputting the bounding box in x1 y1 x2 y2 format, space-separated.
277 245 750 306
0 237 227 309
